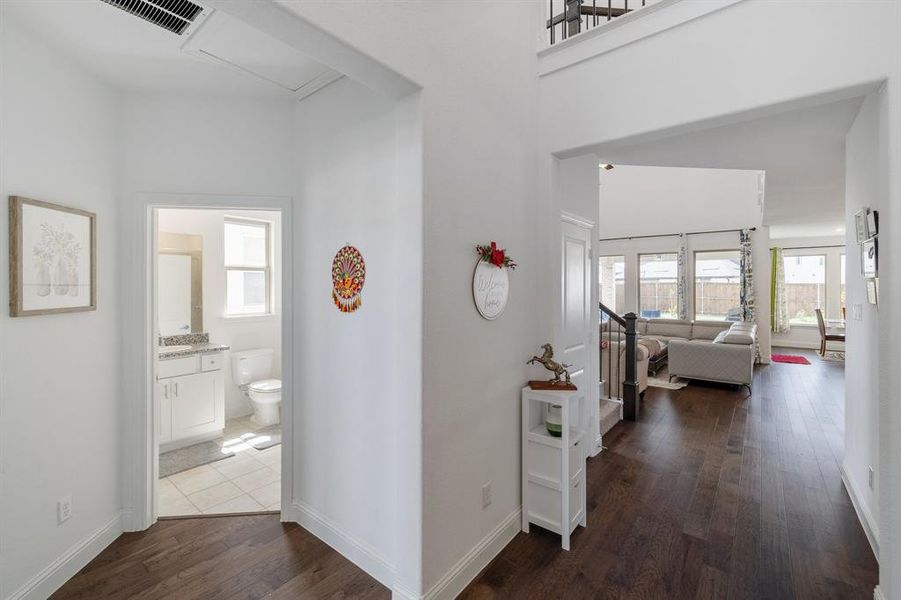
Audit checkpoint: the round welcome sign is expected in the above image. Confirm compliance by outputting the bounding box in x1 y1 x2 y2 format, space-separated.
472 241 515 320
472 261 509 320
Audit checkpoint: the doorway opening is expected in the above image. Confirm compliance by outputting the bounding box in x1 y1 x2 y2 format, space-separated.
151 205 286 518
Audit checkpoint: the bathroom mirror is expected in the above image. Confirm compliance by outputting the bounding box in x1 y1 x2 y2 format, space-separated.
158 232 203 335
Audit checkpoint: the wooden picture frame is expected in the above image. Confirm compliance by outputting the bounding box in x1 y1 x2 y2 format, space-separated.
9 196 96 317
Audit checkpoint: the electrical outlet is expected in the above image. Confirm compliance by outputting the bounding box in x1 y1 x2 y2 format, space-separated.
869 466 875 490
58 495 72 524
481 482 492 509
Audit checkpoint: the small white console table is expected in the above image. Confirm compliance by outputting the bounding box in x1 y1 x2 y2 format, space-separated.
521 386 587 550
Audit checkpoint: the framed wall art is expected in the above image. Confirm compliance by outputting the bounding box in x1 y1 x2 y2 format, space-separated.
9 196 96 317
861 238 878 278
866 209 879 240
866 277 879 306
855 209 869 244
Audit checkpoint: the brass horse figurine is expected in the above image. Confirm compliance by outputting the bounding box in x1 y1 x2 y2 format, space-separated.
527 344 572 385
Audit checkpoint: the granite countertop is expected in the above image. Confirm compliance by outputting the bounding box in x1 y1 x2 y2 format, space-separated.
159 342 230 360
158 333 230 360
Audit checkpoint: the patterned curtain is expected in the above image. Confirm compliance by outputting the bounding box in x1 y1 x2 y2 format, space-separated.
677 233 688 320
739 229 760 362
739 229 755 322
770 247 790 333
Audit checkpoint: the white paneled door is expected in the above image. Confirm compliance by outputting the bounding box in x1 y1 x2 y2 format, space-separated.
560 217 595 444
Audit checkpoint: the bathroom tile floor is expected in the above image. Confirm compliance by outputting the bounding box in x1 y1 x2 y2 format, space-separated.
158 417 282 517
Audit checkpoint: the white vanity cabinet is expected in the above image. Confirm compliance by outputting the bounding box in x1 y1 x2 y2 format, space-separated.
157 353 225 451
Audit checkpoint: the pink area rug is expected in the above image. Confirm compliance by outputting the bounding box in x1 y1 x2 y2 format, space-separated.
771 354 811 365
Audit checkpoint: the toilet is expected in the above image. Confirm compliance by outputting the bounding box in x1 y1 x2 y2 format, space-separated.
231 348 281 426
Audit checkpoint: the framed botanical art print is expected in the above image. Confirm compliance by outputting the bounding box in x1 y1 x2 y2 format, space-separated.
866 277 879 306
866 209 879 239
855 209 869 243
861 238 878 278
9 196 96 316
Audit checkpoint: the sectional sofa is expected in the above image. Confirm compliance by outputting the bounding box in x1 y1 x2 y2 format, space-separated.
637 318 757 392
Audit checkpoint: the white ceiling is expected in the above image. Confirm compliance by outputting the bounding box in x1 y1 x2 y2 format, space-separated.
1 0 339 98
596 97 865 239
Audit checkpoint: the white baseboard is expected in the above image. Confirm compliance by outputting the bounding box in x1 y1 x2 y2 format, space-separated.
418 508 521 600
119 507 145 532
391 584 420 600
286 500 395 589
841 464 880 560
874 585 885 600
8 511 123 600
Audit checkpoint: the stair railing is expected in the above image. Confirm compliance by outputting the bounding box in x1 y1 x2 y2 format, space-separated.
599 302 640 421
547 0 646 45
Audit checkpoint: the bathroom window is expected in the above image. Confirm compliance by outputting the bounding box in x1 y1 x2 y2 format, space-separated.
224 218 271 316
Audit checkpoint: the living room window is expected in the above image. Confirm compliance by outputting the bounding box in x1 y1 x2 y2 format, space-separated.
694 250 741 321
783 253 826 325
599 255 625 316
638 253 678 319
224 218 271 316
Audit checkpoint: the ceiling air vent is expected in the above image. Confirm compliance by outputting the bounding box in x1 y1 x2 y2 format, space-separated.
99 0 204 35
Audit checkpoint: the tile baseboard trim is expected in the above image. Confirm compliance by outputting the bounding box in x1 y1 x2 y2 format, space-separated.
8 511 123 600
286 500 395 589
841 463 880 560
420 507 522 600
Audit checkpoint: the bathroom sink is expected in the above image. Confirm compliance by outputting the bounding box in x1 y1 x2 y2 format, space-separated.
159 344 192 354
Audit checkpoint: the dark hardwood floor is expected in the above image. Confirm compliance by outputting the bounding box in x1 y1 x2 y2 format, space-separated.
53 348 875 600
462 347 878 599
50 514 389 599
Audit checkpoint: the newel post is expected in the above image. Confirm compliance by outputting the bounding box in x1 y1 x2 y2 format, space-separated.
565 0 582 36
622 312 639 421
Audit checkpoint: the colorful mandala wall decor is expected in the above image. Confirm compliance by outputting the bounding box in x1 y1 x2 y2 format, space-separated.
332 244 365 313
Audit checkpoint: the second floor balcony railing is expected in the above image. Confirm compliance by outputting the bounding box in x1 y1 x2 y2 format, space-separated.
547 0 658 45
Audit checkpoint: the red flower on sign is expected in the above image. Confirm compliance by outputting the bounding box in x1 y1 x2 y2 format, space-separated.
490 241 505 268
476 241 516 270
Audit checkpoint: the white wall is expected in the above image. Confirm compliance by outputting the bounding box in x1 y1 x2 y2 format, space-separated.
271 2 543 595
769 235 846 350
551 155 602 450
157 208 282 418
118 93 294 197
291 77 403 580
595 165 772 360
540 2 901 595
843 92 882 554
599 165 764 238
0 17 122 598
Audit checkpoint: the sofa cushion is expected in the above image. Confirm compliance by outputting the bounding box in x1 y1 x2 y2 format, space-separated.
637 337 665 358
648 335 688 344
722 322 757 345
645 319 692 339
692 322 731 340
713 331 728 344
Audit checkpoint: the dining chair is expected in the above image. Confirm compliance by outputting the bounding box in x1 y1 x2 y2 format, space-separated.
816 308 845 356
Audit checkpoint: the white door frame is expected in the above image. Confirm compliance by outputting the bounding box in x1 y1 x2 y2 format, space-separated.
559 211 600 457
122 192 293 530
